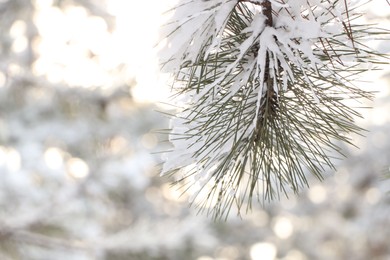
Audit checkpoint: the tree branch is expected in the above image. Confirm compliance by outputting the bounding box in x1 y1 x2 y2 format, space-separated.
260 0 273 26
247 0 277 134
239 0 273 26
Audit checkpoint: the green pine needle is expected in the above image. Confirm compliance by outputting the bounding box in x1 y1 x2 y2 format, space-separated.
160 0 389 220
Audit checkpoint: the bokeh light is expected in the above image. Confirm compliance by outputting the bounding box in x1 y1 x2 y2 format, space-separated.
308 185 327 204
66 157 90 179
273 216 293 239
250 242 277 260
0 146 22 172
44 147 65 170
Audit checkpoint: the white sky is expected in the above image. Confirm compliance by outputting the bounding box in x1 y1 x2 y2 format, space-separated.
29 0 176 103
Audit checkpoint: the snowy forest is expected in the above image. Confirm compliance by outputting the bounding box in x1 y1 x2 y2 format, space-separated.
0 0 389 259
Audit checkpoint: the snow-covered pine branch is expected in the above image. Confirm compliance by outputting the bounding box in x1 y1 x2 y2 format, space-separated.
158 0 388 219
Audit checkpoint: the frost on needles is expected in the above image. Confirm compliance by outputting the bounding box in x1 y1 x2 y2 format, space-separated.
157 0 388 219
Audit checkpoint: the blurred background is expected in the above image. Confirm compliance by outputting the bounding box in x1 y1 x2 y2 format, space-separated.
0 0 389 259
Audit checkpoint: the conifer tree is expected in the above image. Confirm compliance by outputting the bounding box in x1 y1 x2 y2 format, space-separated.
158 0 388 219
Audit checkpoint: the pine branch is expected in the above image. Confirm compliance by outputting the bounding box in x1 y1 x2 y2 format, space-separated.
159 0 389 220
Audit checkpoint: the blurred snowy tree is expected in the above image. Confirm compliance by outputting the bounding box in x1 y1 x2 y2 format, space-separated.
159 0 389 219
0 1 217 259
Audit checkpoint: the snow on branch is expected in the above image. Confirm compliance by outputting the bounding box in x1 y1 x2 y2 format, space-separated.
158 0 388 219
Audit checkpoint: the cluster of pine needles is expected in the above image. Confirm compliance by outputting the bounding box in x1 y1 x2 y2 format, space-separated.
161 0 388 219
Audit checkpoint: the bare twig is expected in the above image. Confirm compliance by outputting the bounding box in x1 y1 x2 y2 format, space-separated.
0 226 89 251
